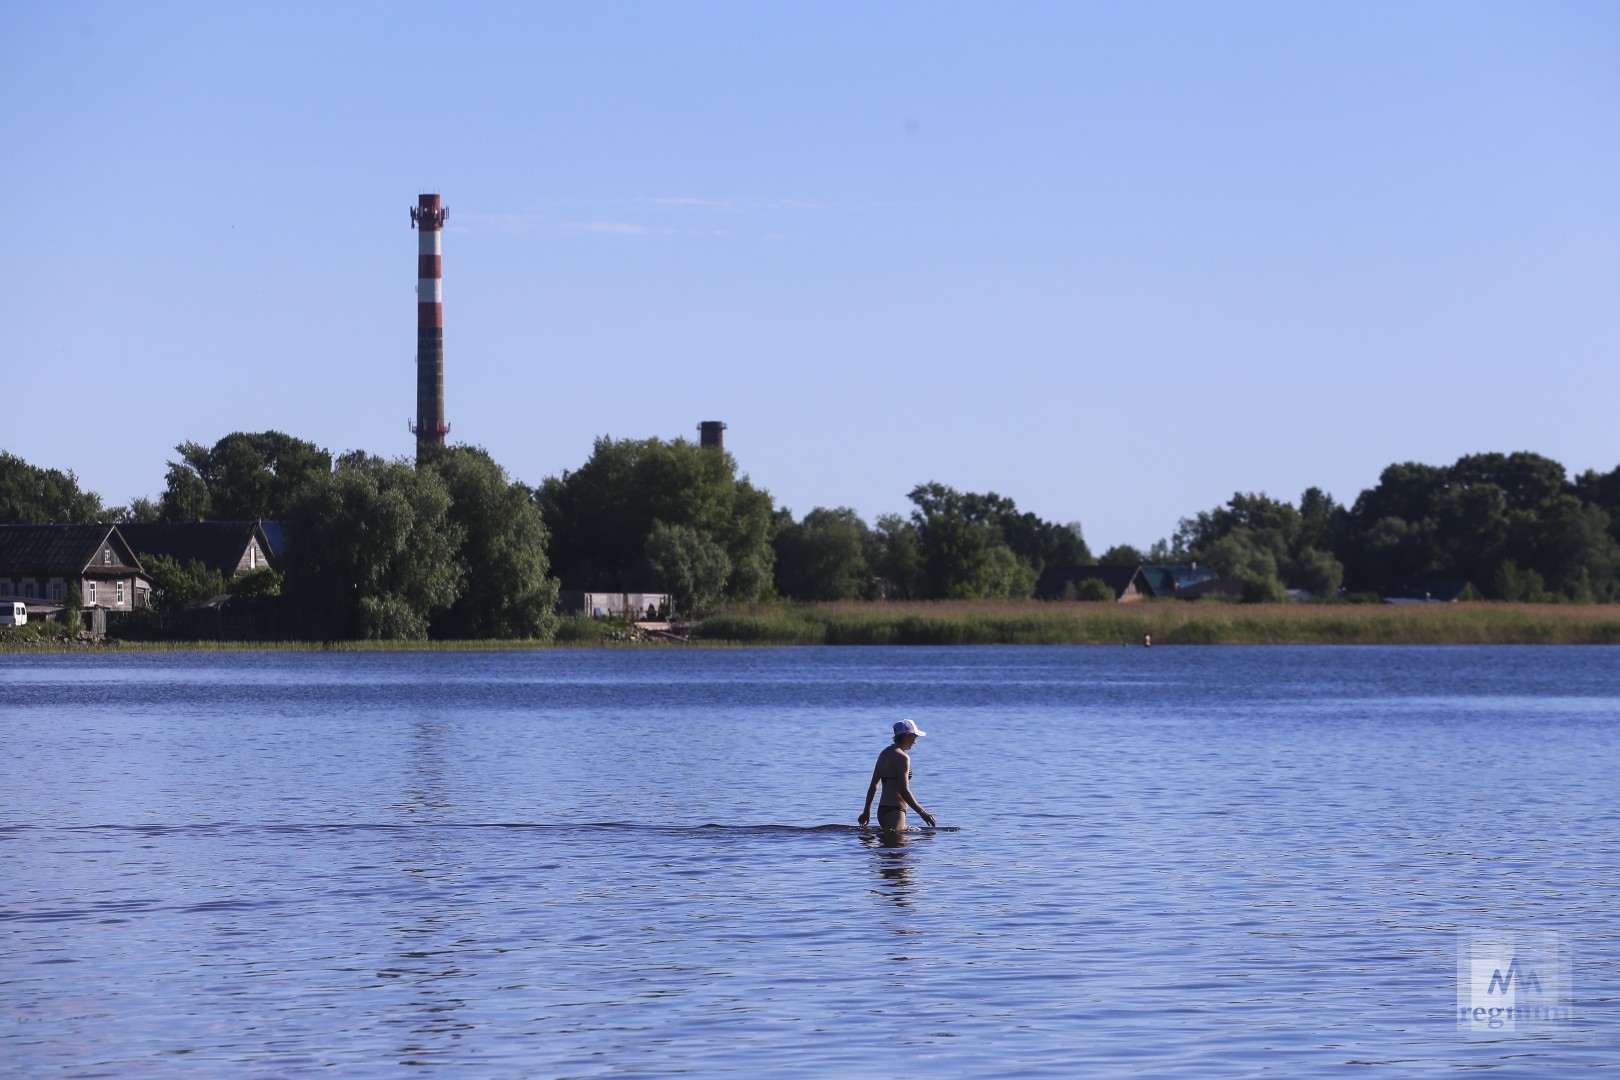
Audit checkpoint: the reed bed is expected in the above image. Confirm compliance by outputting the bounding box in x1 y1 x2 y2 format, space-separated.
694 600 1620 646
7 602 1618 652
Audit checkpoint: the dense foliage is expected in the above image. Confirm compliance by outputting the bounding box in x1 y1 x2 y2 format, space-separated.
7 439 1620 637
142 554 231 616
0 452 105 524
538 436 776 612
282 453 464 639
1174 453 1620 602
159 432 332 522
420 445 560 640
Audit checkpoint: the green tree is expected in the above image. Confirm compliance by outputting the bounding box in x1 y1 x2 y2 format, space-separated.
1431 483 1509 589
421 445 560 639
907 482 1090 571
918 512 997 599
1493 560 1551 602
1098 543 1146 566
643 521 731 614
773 507 871 601
983 542 1037 598
1354 515 1437 597
1574 465 1620 545
0 451 105 523
160 431 332 522
1199 528 1285 600
159 461 211 521
282 454 462 640
1284 546 1344 599
539 436 776 601
1519 496 1620 601
230 567 283 598
868 513 922 599
1450 451 1567 512
143 554 230 616
905 482 1083 599
1075 577 1116 602
1175 491 1299 556
1349 462 1447 528
1296 487 1345 554
114 496 162 524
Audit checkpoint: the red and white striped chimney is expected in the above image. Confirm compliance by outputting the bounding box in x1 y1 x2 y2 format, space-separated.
409 193 450 458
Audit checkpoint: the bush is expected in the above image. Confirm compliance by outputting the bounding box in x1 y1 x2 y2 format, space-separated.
1076 578 1117 603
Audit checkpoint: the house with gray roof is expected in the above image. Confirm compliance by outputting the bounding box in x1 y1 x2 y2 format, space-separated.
119 521 277 578
0 524 151 611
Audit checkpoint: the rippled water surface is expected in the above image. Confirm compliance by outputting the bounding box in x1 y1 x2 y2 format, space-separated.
4 645 1618 1076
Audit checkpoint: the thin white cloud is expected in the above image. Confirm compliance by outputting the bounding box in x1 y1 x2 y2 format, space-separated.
644 196 826 213
451 212 548 235
561 221 657 236
645 196 737 211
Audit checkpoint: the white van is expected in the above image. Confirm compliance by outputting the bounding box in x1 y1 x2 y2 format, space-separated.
0 601 26 626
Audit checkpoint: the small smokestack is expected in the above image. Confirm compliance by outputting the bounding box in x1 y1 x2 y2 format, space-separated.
698 421 726 450
409 193 450 460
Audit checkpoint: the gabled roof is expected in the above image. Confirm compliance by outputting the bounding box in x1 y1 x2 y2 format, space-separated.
1139 564 1220 597
258 520 286 561
1035 564 1147 600
0 524 141 575
119 521 276 576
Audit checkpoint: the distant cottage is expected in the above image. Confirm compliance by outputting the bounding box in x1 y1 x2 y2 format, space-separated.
0 524 151 611
1035 563 1242 602
119 521 278 578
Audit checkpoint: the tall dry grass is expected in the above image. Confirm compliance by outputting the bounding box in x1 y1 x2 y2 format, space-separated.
694 600 1620 646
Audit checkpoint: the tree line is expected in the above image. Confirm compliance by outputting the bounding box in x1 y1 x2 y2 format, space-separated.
4 438 1619 640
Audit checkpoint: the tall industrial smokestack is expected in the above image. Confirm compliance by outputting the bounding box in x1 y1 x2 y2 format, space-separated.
698 421 726 450
409 193 450 459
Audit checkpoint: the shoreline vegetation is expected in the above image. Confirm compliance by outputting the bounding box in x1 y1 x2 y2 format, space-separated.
5 601 1619 652
693 600 1620 646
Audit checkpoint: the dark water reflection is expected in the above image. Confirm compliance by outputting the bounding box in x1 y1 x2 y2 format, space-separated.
3 646 1618 1076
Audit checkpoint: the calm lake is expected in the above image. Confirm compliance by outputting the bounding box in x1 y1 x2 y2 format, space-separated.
3 645 1617 1076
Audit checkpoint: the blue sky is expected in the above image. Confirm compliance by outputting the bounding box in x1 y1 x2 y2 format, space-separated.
5 2 1617 551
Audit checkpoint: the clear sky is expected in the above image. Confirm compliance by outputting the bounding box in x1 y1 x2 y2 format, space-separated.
5 1 1617 551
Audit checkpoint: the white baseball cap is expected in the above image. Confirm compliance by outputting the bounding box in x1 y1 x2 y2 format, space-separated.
893 718 927 737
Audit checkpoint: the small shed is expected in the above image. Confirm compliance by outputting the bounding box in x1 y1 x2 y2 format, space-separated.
558 590 673 620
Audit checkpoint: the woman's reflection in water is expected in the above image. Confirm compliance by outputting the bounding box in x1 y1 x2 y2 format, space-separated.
860 828 918 909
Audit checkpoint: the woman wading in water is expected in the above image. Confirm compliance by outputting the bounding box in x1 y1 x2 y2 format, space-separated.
858 719 937 832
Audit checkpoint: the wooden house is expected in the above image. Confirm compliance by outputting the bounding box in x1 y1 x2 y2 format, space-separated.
0 524 151 611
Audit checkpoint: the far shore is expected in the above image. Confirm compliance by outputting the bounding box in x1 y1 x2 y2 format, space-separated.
3 600 1620 652
694 599 1620 646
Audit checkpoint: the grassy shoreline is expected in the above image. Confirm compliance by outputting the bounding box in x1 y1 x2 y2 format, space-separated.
4 601 1619 652
694 600 1620 646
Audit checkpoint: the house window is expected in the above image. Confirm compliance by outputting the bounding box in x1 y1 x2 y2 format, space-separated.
87 581 96 604
249 546 258 569
49 581 63 602
23 581 35 599
117 582 125 605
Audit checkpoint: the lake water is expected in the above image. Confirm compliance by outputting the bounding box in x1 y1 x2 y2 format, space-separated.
3 645 1617 1076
